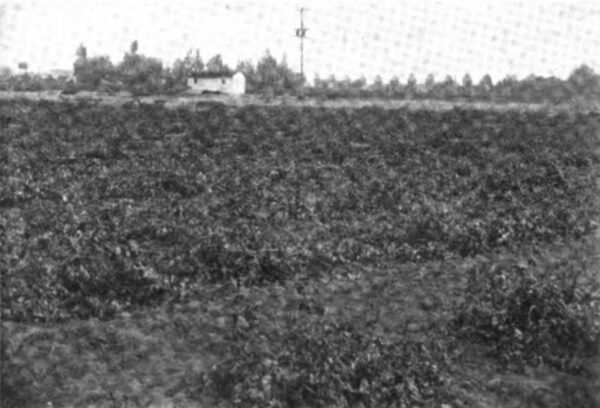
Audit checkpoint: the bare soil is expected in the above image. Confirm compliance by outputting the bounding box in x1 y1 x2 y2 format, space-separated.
1 90 598 114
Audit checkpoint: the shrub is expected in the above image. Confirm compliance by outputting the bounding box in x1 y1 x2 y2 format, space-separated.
452 247 600 374
198 317 448 408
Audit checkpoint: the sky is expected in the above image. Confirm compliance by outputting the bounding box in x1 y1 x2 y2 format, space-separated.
1 0 600 84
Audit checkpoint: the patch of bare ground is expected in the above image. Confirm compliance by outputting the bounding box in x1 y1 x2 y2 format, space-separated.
2 90 600 113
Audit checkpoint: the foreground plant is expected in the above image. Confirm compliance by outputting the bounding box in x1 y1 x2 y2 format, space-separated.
198 316 449 408
452 245 600 374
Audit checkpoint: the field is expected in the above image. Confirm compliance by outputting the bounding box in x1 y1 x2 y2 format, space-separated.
2 99 600 407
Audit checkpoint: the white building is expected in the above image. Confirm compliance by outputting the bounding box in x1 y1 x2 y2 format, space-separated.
186 72 246 95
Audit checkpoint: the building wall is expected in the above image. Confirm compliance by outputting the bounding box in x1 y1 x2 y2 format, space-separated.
187 73 246 95
231 72 246 95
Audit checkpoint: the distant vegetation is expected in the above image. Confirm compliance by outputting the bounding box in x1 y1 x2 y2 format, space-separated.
305 66 600 104
1 40 599 104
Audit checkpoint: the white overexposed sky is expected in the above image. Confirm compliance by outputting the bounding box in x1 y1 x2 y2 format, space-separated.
1 0 600 83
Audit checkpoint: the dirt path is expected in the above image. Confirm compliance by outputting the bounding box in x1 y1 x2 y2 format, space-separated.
1 90 598 114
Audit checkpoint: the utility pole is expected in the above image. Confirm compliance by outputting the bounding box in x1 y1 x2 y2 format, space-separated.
295 7 308 82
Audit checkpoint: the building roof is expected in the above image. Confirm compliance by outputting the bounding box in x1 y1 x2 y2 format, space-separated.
188 71 237 79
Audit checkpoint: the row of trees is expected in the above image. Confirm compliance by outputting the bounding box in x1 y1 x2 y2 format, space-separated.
73 41 180 94
0 69 72 92
1 40 599 103
308 66 600 103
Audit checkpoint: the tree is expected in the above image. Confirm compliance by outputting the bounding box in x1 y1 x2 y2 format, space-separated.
567 64 600 96
388 76 400 97
338 76 353 93
370 75 384 96
255 51 301 94
236 60 257 91
518 75 547 102
206 54 229 74
76 44 87 60
130 40 138 54
0 66 12 78
117 42 163 95
313 74 325 89
351 76 367 89
255 52 278 90
73 56 114 89
424 74 435 94
406 73 417 98
461 73 473 98
325 74 337 87
495 75 519 100
236 60 255 76
433 75 458 99
462 73 473 88
171 49 204 83
476 74 494 99
190 50 204 74
276 55 302 93
171 59 187 83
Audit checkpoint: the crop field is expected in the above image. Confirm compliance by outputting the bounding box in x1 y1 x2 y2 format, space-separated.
2 99 600 407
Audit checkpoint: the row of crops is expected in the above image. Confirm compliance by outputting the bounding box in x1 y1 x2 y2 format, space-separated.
2 99 599 407
2 99 599 322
